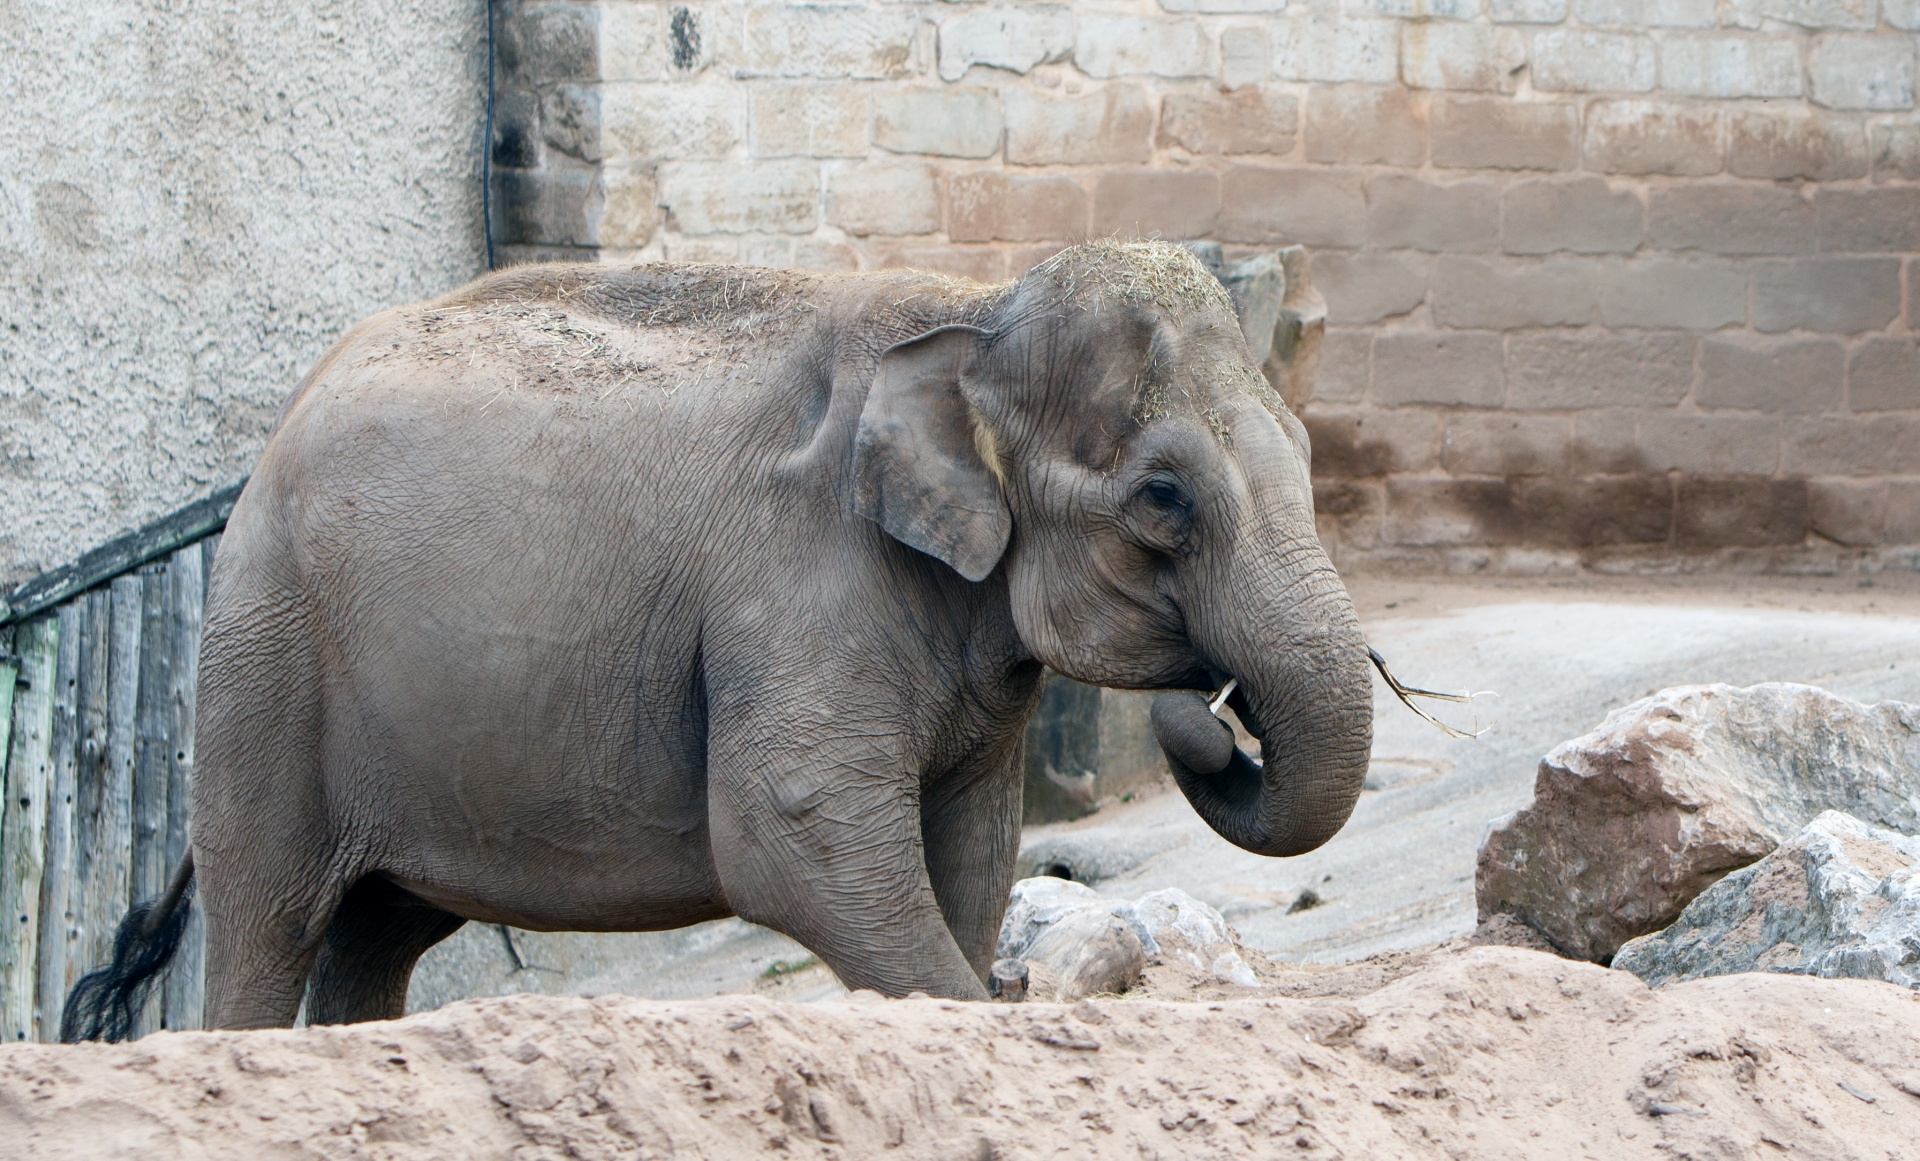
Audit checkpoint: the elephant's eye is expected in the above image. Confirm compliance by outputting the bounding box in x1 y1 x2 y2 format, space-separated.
1141 478 1189 513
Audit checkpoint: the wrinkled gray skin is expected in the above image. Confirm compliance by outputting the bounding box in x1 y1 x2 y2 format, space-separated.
192 242 1372 1029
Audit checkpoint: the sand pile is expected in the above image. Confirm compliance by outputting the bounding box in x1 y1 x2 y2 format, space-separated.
5 947 1917 1159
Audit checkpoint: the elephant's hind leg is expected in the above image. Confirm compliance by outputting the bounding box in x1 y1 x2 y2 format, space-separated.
305 875 466 1025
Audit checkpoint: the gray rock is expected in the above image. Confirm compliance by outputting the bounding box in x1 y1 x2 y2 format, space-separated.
1133 888 1258 986
1016 829 1185 885
996 877 1257 993
1477 683 1920 963
1614 811 1920 990
1022 909 1148 1002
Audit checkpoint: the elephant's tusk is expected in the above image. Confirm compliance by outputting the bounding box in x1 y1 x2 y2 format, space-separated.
1367 646 1493 741
1208 678 1238 717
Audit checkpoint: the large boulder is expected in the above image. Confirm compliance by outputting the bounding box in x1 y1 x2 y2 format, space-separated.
1613 811 1920 989
1477 684 1920 963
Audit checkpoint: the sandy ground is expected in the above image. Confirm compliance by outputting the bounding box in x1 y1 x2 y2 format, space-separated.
6 947 1918 1160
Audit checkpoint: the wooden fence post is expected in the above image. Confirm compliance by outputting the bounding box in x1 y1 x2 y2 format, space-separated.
35 599 87 1041
162 543 207 1031
1 618 57 1042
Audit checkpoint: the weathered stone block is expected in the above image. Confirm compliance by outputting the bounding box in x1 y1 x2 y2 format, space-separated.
1367 175 1499 252
1399 24 1529 93
1873 122 1920 180
1660 35 1804 99
1728 111 1869 180
1517 476 1675 545
1809 479 1887 545
1891 0 1920 28
1158 87 1298 155
1808 34 1916 111
948 172 1086 243
1783 415 1920 474
1441 412 1569 475
1158 0 1290 9
1816 188 1920 253
663 235 739 264
601 84 741 159
794 239 859 272
1492 0 1568 23
491 87 542 169
1576 0 1717 26
1384 478 1523 546
1751 258 1902 334
1218 166 1367 246
1733 0 1876 27
1887 480 1920 542
1700 336 1845 413
1004 85 1154 165
1503 177 1643 254
496 167 597 248
597 166 660 249
600 3 667 82
1373 332 1505 407
1310 252 1430 324
1507 332 1696 409
1430 97 1578 170
1582 100 1723 175
1314 478 1386 547
1676 476 1809 546
1304 87 1426 166
1360 0 1479 17
827 163 940 238
1913 262 1920 330
1596 258 1747 329
1313 329 1372 403
1479 683 1920 961
1568 409 1646 474
1076 15 1214 79
1529 30 1656 92
1302 406 1442 475
1219 24 1268 86
1848 337 1920 412
750 84 867 158
1615 811 1920 990
1431 256 1597 329
874 88 1003 160
540 84 600 162
878 245 1006 284
938 6 1074 82
1637 414 1779 474
501 1 599 83
1270 16 1400 84
658 160 818 235
738 5 916 80
1092 170 1221 240
1647 185 1813 255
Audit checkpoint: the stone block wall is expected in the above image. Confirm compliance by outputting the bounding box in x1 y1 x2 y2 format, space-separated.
495 0 1920 570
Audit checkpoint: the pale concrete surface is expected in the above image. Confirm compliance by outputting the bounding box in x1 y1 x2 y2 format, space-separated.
0 1 487 582
409 579 1920 1008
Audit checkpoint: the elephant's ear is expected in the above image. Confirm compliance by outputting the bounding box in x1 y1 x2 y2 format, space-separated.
854 325 1010 582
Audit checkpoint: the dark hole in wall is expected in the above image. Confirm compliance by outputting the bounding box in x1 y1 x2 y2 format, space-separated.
670 8 700 71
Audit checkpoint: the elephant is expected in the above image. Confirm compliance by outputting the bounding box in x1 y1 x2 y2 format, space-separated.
62 240 1372 1040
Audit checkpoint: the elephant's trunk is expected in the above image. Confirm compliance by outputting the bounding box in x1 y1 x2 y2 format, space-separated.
1154 544 1374 858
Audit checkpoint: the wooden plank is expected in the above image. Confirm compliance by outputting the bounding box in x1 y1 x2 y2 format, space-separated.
0 479 244 627
0 616 58 1043
129 563 172 1038
161 544 206 1032
34 599 86 1041
75 577 141 978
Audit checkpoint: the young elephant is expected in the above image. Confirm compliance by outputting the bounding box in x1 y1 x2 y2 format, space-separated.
64 241 1371 1038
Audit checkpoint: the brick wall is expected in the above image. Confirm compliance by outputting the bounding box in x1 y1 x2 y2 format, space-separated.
493 0 1920 572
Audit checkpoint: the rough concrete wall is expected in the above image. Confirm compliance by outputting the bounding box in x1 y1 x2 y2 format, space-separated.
498 0 1920 571
0 1 489 583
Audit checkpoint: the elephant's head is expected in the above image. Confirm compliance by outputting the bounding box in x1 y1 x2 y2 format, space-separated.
856 241 1372 858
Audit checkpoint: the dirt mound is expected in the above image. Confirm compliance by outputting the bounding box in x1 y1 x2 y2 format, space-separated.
5 947 1917 1159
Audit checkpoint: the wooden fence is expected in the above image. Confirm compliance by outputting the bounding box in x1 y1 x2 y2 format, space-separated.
0 483 240 1042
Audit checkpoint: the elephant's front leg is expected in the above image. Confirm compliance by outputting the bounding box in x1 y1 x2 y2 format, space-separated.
921 755 1025 984
707 715 989 1001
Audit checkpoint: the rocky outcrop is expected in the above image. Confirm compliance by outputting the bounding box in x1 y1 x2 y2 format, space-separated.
995 877 1257 1000
1613 811 1920 990
1476 683 1920 963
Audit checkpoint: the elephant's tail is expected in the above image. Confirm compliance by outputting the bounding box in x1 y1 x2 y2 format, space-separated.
60 850 196 1043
